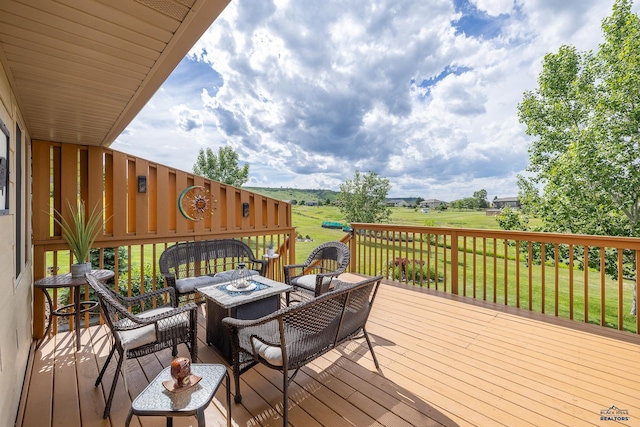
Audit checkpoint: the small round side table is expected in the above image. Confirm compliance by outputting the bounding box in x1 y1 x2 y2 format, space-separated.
34 269 114 350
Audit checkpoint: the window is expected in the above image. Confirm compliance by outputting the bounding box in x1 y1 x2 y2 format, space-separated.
15 123 23 278
0 119 9 216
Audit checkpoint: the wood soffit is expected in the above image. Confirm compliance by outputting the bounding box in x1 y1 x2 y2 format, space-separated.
0 0 230 146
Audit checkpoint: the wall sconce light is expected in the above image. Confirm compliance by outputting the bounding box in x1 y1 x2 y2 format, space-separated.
137 175 147 193
242 202 250 217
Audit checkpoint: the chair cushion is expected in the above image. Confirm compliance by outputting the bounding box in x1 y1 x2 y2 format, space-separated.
115 307 181 350
249 321 334 367
290 274 332 292
175 270 260 293
252 337 284 366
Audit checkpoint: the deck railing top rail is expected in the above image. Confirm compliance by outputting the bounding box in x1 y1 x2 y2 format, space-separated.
350 223 640 249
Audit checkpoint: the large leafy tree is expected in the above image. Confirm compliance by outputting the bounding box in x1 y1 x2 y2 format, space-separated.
517 0 640 313
338 170 391 224
193 146 249 187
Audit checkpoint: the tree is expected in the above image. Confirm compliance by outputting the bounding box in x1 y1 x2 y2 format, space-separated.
338 170 391 223
193 146 249 187
517 0 640 313
450 197 478 210
473 189 489 209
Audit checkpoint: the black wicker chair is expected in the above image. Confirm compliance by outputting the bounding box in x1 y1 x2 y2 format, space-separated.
223 275 382 426
86 273 198 419
159 239 267 304
283 241 350 304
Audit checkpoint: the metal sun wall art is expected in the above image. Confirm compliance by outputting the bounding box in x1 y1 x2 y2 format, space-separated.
178 186 217 221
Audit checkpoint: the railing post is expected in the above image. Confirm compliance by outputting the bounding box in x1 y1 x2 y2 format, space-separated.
451 230 458 294
348 230 356 273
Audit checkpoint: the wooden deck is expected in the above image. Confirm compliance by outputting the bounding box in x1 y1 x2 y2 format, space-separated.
17 279 640 427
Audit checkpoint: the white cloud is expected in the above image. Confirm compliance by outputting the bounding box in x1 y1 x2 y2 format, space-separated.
112 0 628 201
471 0 514 17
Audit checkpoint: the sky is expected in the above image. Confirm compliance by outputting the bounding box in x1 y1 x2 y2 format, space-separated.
112 0 638 201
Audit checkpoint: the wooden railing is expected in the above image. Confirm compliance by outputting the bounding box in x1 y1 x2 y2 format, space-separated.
32 140 295 337
34 140 640 336
349 223 640 334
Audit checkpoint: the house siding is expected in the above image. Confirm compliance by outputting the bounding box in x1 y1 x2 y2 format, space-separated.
0 61 33 427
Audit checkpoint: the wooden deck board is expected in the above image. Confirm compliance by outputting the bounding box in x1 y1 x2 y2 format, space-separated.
18 280 640 427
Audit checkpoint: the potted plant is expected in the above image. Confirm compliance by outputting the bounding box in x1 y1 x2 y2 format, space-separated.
50 200 104 278
266 240 275 257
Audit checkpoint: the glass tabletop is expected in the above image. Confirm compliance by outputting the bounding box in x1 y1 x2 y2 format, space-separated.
131 364 227 414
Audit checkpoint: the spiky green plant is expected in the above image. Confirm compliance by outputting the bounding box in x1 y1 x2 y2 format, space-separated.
51 200 104 264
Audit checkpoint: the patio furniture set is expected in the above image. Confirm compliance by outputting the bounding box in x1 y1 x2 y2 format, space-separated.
41 238 381 426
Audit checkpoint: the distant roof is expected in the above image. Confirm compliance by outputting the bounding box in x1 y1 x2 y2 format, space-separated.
493 197 519 202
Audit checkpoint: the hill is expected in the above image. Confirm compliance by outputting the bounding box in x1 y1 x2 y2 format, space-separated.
245 187 339 203
245 187 420 206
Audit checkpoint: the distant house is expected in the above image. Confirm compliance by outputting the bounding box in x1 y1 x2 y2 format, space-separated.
306 200 318 206
385 198 410 207
420 199 448 209
493 197 520 209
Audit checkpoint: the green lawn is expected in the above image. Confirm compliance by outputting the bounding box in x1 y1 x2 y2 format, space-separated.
391 208 500 228
291 205 509 236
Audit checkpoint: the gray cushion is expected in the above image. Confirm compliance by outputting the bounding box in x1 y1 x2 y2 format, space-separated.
175 270 260 293
249 322 330 367
175 275 219 293
291 274 332 292
115 307 175 349
210 270 235 282
252 337 284 366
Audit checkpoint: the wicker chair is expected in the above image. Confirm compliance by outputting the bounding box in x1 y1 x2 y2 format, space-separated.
159 239 267 304
223 275 382 426
86 273 198 419
283 241 350 304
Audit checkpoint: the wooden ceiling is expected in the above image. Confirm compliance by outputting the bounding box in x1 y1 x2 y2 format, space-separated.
0 0 230 146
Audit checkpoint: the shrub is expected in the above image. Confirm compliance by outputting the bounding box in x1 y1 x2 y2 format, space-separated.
118 263 164 296
118 263 166 312
385 259 442 284
90 247 127 276
496 206 528 231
